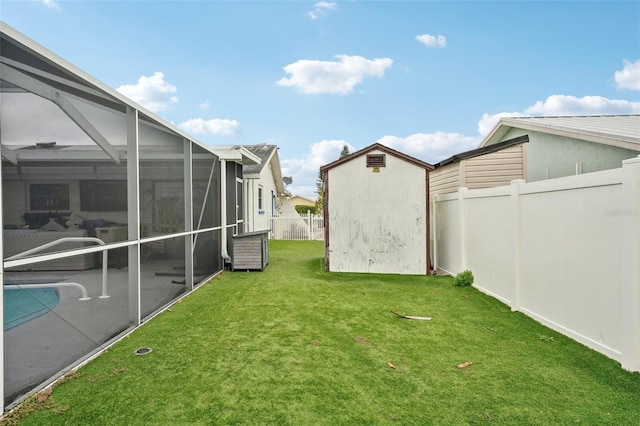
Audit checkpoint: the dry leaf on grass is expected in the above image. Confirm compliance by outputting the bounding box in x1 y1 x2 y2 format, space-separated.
387 362 396 369
37 388 52 403
457 361 473 369
355 336 371 345
391 311 432 321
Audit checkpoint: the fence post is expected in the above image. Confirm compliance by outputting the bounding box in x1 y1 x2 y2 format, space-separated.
307 211 312 240
510 179 526 312
432 194 440 271
457 187 468 273
620 155 640 372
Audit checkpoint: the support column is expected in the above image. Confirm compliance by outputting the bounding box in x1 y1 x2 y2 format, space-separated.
184 141 194 290
126 108 141 326
0 134 5 410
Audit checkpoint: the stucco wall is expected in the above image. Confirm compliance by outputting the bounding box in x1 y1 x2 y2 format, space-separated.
327 150 428 274
500 128 639 181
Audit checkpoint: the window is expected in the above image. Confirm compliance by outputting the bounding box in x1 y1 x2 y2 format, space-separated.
258 186 263 210
30 183 70 210
366 154 386 167
80 180 127 211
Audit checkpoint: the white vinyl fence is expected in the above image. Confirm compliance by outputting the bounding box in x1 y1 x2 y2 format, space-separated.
432 155 640 372
270 212 324 241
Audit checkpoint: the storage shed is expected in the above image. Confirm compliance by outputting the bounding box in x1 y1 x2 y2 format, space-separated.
231 230 269 271
320 143 434 275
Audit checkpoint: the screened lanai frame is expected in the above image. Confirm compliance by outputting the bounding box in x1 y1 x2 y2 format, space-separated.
0 22 259 409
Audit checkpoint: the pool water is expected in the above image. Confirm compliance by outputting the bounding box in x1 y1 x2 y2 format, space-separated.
4 288 60 331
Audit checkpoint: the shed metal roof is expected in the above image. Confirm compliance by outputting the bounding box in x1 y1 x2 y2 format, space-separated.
481 115 640 151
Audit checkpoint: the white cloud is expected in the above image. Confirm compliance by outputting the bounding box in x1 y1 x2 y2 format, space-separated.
284 92 640 195
613 59 640 90
277 55 393 95
524 94 640 115
177 118 241 137
116 72 178 112
477 95 640 137
309 2 337 20
281 139 355 197
199 99 210 110
41 0 60 10
376 132 479 163
477 112 528 137
416 34 447 48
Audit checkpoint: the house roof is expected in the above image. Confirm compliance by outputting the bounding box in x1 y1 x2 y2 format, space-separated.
436 135 529 167
242 144 278 174
481 115 640 152
320 143 434 173
290 195 316 204
242 144 286 195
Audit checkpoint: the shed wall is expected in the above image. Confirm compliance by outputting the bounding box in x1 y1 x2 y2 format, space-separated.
327 150 427 275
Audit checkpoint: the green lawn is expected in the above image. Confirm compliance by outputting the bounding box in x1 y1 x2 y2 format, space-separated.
5 241 640 425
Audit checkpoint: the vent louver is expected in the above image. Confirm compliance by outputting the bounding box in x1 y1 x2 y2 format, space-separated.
366 154 386 167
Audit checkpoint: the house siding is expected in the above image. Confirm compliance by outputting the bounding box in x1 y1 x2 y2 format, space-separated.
465 144 525 189
430 164 460 195
430 144 525 195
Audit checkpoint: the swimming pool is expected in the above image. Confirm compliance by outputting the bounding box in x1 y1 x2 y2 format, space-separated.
4 287 60 331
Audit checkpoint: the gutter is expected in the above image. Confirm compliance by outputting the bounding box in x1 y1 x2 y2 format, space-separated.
220 159 231 263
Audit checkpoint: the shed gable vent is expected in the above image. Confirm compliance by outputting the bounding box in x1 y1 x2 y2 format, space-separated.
366 154 386 168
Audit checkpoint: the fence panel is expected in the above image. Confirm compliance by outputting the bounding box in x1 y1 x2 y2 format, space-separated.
432 156 640 371
270 213 324 241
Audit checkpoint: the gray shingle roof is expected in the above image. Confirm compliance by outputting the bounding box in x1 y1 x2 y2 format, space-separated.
242 144 277 175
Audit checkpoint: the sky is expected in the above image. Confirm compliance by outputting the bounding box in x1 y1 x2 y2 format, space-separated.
2 0 640 197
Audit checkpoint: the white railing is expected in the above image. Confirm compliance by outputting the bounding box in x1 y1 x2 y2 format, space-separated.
270 212 324 240
5 237 111 299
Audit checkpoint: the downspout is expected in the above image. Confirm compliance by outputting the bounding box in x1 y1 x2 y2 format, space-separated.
220 159 231 263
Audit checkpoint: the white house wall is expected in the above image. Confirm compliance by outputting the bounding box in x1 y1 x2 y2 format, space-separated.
327 151 427 275
245 163 277 233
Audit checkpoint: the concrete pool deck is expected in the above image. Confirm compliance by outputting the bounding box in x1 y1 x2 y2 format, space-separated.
3 257 192 404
